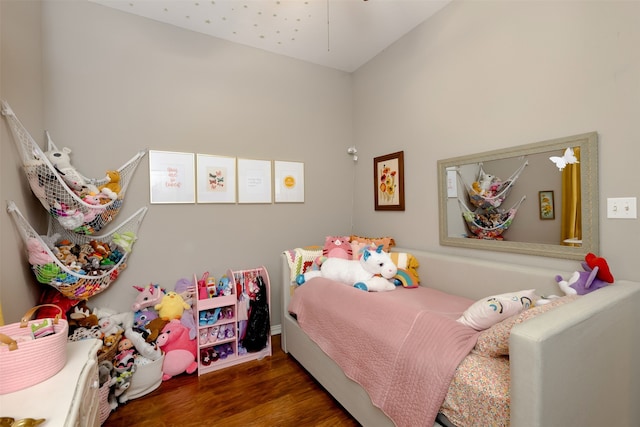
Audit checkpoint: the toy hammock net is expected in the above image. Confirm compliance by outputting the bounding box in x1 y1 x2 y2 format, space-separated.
458 160 528 209
7 201 147 300
458 196 526 240
1 100 146 235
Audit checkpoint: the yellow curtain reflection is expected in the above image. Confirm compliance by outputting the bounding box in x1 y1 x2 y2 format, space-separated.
561 147 581 245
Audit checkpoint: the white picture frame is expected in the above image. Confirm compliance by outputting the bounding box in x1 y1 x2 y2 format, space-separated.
274 160 305 203
196 154 237 204
149 150 195 204
237 158 272 204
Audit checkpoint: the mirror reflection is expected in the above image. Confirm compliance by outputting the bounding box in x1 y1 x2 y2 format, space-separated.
438 132 598 260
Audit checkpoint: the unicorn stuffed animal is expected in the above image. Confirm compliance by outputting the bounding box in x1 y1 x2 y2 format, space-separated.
296 245 397 292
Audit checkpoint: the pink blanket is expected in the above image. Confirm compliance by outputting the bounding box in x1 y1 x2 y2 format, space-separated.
288 278 480 426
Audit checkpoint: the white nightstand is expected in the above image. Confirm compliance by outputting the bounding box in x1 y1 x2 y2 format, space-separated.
0 339 102 426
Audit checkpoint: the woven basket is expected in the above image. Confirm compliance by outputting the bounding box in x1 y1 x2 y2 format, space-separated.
97 331 122 364
98 381 112 425
0 304 68 395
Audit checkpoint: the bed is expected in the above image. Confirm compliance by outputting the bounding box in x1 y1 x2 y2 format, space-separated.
280 247 640 427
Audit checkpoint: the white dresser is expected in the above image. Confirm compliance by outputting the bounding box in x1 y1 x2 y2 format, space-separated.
0 339 102 426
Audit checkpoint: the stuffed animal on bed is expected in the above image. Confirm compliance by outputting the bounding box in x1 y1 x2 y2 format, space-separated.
296 244 397 292
322 235 352 260
555 252 614 296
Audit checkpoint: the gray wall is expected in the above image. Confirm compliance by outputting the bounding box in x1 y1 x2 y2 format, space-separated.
353 0 640 279
1 0 47 324
1 0 354 323
2 0 639 326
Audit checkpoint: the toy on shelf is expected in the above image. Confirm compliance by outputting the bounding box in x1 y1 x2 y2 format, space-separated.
195 266 272 376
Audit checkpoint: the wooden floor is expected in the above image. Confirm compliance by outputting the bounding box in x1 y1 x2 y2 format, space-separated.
103 335 360 427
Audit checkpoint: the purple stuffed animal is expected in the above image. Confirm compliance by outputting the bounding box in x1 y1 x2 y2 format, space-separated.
555 261 609 296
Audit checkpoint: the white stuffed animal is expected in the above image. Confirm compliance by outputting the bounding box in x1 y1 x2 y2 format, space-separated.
297 245 397 292
45 147 99 194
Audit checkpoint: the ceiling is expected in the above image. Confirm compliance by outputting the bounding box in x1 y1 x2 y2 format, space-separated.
90 0 451 72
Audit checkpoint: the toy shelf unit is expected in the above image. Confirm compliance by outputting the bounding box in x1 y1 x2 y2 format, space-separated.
195 266 271 375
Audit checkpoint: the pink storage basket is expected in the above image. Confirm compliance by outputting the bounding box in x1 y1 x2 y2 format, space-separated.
0 304 68 395
98 381 112 425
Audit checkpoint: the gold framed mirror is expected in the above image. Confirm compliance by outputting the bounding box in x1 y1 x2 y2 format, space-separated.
437 132 598 260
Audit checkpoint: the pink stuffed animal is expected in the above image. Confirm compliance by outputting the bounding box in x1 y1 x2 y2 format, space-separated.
156 320 197 381
27 237 53 265
131 283 165 312
322 235 352 260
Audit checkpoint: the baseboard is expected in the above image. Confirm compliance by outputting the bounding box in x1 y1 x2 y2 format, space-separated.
271 324 281 335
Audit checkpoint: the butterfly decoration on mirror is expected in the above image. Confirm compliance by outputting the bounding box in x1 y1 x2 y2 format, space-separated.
549 147 579 171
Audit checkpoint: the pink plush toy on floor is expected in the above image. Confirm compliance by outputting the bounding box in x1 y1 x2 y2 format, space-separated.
156 319 197 381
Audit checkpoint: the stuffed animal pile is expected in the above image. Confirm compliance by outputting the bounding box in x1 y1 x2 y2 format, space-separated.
26 233 132 299
129 281 197 381
469 170 509 202
468 168 514 210
45 147 120 202
57 278 198 418
43 147 124 232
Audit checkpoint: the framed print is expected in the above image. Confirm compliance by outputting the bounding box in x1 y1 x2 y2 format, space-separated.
237 158 272 204
196 154 236 203
274 161 304 203
446 167 458 198
149 150 195 204
374 151 405 211
539 190 555 220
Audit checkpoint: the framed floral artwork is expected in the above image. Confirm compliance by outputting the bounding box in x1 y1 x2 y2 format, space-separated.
539 190 555 220
374 151 405 211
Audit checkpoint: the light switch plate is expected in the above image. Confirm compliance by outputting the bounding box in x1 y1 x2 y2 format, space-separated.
607 197 637 219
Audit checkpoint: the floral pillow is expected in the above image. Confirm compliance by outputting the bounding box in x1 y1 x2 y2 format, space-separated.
457 289 538 331
473 295 579 357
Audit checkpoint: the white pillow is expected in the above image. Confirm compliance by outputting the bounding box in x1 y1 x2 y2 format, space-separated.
457 289 537 331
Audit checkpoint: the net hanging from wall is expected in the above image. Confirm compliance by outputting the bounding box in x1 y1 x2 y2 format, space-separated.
1 100 146 235
7 201 147 300
458 160 528 210
458 196 526 240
